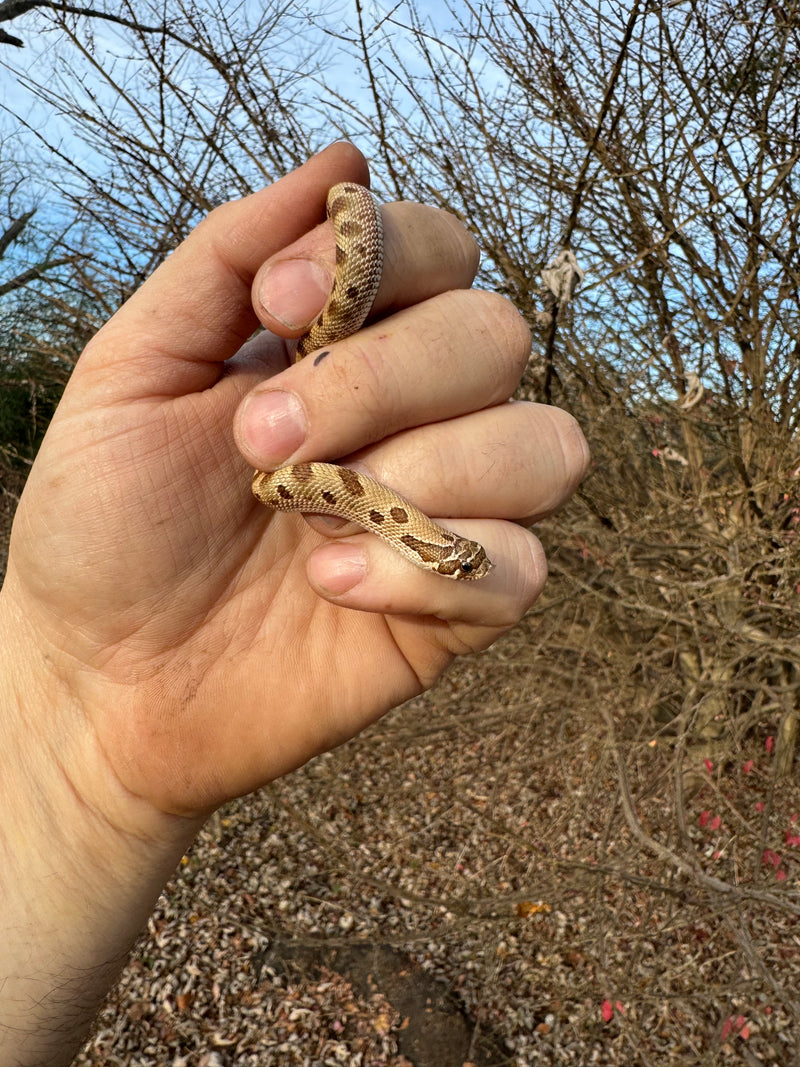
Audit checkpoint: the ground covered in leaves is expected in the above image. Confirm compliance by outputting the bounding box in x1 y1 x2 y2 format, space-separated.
74 602 800 1067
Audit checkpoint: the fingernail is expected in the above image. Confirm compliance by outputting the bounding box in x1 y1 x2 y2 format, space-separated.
314 139 354 155
259 259 330 329
242 390 307 465
313 545 367 595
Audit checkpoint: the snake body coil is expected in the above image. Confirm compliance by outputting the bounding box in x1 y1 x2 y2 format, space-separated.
251 183 492 581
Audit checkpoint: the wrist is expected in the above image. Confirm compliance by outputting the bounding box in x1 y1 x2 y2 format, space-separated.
0 580 202 1065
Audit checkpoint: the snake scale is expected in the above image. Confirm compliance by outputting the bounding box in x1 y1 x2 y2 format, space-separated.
251 182 493 580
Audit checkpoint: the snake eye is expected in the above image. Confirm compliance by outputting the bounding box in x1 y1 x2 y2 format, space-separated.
460 561 473 574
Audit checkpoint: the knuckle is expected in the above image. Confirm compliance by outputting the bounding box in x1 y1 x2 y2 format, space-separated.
511 531 548 616
465 528 548 631
434 207 480 278
385 201 480 283
480 290 532 351
458 289 532 386
543 405 592 484
202 199 237 236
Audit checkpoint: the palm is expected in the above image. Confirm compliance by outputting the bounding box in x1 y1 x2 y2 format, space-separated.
10 325 439 815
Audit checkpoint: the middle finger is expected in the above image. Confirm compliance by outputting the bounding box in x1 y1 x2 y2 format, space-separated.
235 287 531 471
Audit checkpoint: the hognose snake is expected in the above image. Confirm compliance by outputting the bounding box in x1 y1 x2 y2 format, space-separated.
251 182 493 580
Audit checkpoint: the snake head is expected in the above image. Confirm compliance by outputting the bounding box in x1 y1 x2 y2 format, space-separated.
438 537 494 580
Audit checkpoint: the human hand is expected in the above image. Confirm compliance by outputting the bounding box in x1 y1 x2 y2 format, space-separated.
2 143 588 828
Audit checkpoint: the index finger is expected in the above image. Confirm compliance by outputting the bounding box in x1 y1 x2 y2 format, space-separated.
250 199 481 341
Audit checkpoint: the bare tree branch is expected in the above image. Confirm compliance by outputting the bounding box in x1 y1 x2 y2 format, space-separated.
0 209 33 258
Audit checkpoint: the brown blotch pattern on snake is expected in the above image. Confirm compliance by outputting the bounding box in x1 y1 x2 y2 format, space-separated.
338 468 365 497
291 463 314 483
341 219 361 239
400 534 453 563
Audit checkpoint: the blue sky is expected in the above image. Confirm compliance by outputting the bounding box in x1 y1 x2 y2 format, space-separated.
0 0 465 156
0 0 495 232
0 0 482 264
0 0 475 205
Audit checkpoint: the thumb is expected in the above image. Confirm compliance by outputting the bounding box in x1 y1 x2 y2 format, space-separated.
75 142 370 399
